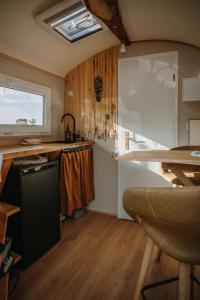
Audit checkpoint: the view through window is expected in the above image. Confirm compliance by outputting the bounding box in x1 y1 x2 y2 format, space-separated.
0 86 44 126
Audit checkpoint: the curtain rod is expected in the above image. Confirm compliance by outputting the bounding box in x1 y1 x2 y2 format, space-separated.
62 145 93 153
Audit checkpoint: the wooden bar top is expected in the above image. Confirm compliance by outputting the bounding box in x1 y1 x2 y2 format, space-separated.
117 150 200 165
0 140 94 160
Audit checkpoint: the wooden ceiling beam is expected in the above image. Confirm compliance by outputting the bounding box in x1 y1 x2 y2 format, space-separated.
85 0 130 46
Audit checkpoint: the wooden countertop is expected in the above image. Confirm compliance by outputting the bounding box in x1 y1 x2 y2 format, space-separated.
0 140 94 160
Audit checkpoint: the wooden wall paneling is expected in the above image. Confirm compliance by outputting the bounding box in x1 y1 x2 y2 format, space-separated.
102 50 108 140
96 51 102 139
65 46 118 140
90 55 95 138
76 66 81 133
113 46 118 136
104 50 109 140
66 67 81 135
80 59 90 136
79 64 83 134
79 63 83 134
90 58 95 138
107 47 113 139
82 58 94 138
93 54 100 139
65 71 74 133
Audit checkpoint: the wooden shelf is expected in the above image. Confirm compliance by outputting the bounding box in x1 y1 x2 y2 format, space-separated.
0 203 20 245
0 203 20 300
0 203 20 218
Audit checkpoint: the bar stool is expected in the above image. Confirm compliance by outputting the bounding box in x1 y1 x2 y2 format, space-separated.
162 146 200 186
123 186 200 300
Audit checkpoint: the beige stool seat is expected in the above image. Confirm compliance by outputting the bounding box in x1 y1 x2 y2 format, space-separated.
123 186 200 300
144 221 200 264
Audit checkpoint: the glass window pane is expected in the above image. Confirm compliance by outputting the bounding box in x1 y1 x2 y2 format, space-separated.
0 86 44 125
54 9 102 42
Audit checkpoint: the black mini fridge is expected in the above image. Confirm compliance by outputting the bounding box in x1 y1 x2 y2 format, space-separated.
1 160 60 267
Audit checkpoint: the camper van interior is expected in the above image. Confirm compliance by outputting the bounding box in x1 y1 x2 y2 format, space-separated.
0 0 200 299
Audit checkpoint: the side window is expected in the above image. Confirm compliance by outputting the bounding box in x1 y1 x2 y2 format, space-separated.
0 75 51 136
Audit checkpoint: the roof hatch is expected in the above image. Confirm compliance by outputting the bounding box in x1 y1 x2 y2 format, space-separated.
36 0 105 44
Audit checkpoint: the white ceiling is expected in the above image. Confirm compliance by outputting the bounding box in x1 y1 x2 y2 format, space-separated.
119 0 200 48
0 0 118 78
0 0 199 78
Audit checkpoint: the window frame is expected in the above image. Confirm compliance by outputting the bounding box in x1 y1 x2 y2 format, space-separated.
0 74 51 137
51 7 103 43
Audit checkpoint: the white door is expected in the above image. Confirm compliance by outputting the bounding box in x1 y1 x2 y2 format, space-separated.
118 51 178 219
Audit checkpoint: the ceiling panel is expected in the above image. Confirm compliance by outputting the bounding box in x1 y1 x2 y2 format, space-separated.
0 0 118 77
0 0 199 77
119 0 200 48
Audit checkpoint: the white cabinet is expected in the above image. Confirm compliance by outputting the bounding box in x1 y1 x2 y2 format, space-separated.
182 77 200 101
189 120 200 145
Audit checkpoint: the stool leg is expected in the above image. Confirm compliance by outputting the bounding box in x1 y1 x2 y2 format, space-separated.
154 245 162 262
190 265 194 300
178 262 191 300
134 237 154 300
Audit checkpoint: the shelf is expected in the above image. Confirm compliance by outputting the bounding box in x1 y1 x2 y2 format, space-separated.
0 203 20 247
0 202 20 300
0 203 20 218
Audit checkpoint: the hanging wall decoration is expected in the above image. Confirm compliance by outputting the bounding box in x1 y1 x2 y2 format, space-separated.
94 75 103 102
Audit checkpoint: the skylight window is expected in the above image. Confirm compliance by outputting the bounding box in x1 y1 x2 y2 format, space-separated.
43 1 102 43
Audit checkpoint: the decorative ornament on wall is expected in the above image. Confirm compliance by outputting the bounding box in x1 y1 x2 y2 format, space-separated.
94 75 103 102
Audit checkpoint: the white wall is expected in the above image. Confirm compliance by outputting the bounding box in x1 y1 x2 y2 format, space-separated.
89 140 118 215
0 55 65 145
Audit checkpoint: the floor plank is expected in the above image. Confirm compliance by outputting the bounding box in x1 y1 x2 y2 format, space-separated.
10 213 200 300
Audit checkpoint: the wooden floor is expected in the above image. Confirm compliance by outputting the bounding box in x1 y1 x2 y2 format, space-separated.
10 213 200 300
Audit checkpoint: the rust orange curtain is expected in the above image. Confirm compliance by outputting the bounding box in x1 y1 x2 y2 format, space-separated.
60 148 94 216
80 149 95 204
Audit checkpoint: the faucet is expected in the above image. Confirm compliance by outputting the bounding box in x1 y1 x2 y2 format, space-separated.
61 113 76 142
